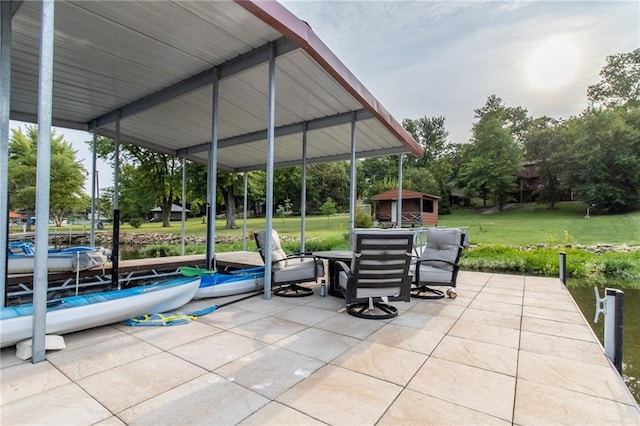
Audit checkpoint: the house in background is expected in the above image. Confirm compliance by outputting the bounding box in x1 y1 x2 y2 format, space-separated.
150 204 190 222
516 161 542 203
372 189 439 227
8 210 27 226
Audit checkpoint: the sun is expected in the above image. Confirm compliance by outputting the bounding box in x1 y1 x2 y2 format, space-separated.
525 36 580 90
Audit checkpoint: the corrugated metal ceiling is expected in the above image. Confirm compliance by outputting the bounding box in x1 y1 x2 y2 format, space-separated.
8 0 423 171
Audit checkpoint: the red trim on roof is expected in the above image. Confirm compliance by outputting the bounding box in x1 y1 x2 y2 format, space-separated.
372 189 440 201
235 0 424 158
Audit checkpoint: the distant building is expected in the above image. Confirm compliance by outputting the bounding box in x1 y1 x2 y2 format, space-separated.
372 189 439 226
8 210 26 226
150 204 190 221
516 161 542 203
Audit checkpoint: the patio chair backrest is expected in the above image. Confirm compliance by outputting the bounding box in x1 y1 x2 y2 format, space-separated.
350 230 414 291
255 229 288 270
420 228 464 271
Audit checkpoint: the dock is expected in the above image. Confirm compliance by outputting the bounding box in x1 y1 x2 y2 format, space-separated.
1 270 638 424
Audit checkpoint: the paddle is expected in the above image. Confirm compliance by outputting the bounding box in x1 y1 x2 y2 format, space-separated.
179 266 218 277
123 289 264 327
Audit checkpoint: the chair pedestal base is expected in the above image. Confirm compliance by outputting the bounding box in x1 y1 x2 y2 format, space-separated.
346 302 398 320
411 285 446 300
273 284 314 298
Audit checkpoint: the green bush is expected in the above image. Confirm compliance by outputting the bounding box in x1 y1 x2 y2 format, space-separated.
129 217 143 228
354 210 373 228
461 244 640 280
141 244 180 257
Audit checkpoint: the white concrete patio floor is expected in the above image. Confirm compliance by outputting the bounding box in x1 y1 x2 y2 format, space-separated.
1 271 639 425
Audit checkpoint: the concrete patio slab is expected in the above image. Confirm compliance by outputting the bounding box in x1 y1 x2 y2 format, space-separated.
1 271 638 425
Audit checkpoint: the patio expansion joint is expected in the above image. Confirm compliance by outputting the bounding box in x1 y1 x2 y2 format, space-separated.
511 279 527 424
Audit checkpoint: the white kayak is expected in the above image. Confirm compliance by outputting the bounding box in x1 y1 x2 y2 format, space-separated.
0 276 200 348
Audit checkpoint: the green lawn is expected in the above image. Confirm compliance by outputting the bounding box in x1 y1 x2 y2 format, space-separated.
86 201 639 247
437 202 640 247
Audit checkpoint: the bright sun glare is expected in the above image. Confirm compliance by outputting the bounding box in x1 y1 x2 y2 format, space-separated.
526 36 580 90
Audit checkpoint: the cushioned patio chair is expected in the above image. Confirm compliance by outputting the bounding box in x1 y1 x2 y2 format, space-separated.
335 230 413 319
255 229 324 297
411 227 465 299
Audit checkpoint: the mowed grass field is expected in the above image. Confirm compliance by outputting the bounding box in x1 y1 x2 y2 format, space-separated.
80 201 639 247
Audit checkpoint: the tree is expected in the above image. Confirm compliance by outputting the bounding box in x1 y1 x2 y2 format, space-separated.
459 112 522 210
523 116 567 208
307 162 351 212
276 198 293 225
402 116 455 214
588 48 640 109
560 108 640 213
473 94 532 147
320 197 337 227
358 157 397 200
217 171 243 229
402 116 448 165
9 126 87 227
184 163 264 227
93 137 182 227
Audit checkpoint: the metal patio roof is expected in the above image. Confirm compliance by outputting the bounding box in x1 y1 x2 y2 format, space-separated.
8 0 423 171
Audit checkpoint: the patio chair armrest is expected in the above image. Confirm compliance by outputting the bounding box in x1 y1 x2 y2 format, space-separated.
416 258 459 268
335 260 351 275
285 252 315 260
271 258 290 267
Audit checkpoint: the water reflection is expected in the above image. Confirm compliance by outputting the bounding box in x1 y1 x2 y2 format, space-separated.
568 280 639 403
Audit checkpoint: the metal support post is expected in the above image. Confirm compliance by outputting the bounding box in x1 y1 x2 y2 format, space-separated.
594 287 624 373
1 1 13 307
559 252 566 285
300 124 307 253
263 42 276 299
206 68 219 271
32 0 55 363
348 113 356 246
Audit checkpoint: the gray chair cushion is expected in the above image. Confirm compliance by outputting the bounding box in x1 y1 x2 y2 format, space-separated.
274 257 324 283
419 228 463 271
411 264 453 284
255 229 288 270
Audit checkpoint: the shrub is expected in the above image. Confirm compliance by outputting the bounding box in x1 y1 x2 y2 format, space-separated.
354 209 373 228
141 244 180 257
129 217 143 228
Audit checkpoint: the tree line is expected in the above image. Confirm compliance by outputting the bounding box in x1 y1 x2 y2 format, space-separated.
8 49 639 227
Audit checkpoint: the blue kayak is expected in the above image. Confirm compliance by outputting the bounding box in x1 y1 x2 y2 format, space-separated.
192 266 265 299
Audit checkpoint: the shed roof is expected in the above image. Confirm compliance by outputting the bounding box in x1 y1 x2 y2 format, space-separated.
372 189 440 201
150 204 190 213
8 1 423 172
8 211 24 219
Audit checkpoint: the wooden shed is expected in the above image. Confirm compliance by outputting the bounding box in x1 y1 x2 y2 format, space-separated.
150 204 190 222
372 189 439 226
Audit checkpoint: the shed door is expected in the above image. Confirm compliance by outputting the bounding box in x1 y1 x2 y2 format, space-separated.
391 201 397 224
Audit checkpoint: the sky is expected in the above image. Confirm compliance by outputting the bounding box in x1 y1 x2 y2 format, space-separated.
9 0 640 192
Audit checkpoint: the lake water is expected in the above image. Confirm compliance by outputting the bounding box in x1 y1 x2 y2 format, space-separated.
568 282 639 403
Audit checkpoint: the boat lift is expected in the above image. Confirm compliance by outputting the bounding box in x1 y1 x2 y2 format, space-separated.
5 255 208 305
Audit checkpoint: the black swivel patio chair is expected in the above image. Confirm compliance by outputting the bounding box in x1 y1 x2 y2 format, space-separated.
335 230 413 319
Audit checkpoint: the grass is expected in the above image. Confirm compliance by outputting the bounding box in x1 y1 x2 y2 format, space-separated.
437 202 640 247
25 202 640 286
70 201 639 247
